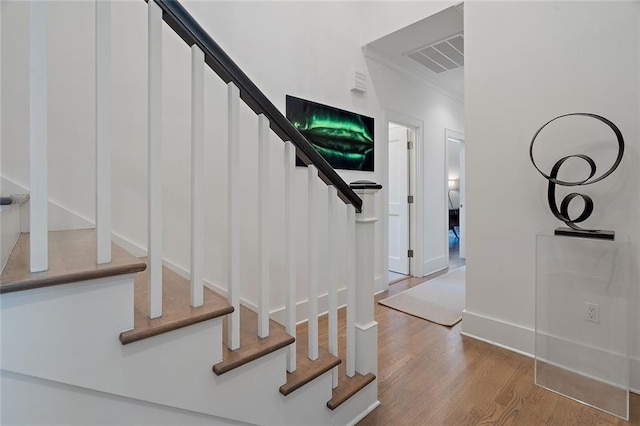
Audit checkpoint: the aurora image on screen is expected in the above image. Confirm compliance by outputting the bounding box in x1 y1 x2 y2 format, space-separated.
286 96 374 172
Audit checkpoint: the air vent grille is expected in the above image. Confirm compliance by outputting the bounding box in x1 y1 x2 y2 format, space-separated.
406 34 464 74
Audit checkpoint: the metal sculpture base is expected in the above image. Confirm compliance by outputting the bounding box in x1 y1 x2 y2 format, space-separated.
554 227 614 240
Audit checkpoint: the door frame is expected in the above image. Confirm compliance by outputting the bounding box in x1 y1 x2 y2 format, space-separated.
385 110 424 280
444 128 465 264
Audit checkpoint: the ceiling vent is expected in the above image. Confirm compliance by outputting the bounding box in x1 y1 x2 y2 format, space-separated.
406 34 464 74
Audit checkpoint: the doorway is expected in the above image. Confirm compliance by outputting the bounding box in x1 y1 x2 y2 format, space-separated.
388 122 415 282
446 130 465 269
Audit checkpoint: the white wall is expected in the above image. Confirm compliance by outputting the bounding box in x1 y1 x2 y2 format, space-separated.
1 1 97 220
365 53 465 277
362 1 457 45
464 1 640 389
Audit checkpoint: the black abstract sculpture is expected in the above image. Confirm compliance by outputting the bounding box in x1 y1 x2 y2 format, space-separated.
529 113 624 240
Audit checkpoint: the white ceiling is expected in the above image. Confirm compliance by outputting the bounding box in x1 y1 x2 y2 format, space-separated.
367 3 464 99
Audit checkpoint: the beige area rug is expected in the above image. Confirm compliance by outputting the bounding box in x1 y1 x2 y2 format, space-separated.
378 266 465 326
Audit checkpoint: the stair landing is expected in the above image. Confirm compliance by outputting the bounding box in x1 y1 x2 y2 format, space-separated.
0 230 147 294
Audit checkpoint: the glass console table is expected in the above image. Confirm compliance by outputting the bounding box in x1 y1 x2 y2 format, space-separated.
535 231 631 420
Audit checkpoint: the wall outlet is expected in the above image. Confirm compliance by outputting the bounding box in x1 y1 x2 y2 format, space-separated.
585 302 600 323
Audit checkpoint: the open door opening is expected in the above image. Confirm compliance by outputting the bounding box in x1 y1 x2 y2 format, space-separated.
446 130 466 269
388 122 414 283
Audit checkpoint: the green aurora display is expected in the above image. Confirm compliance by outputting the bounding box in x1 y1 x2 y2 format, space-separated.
286 96 374 171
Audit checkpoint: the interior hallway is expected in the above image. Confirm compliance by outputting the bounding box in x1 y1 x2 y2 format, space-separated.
449 229 465 270
357 276 639 425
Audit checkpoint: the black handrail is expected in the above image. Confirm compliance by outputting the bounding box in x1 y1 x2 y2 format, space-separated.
152 0 363 211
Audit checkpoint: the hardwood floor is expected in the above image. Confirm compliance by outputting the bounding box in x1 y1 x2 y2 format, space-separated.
358 276 639 425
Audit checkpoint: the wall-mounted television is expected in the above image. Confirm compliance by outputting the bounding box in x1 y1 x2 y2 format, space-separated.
286 95 374 172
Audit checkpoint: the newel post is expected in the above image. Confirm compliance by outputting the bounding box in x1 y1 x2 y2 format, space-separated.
350 180 382 376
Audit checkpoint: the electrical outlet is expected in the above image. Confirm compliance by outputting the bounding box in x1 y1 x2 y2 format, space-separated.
585 302 600 323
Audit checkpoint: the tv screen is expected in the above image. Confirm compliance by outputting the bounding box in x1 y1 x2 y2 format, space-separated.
286 96 374 172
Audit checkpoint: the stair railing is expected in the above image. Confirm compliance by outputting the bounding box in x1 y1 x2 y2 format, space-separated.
25 0 380 387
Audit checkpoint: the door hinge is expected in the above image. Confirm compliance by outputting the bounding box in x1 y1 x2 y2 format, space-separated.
407 195 414 204
407 141 414 150
408 249 414 258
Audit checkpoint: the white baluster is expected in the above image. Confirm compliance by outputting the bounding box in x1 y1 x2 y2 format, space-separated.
307 165 319 361
327 186 339 388
227 82 240 350
257 114 270 338
96 0 111 265
284 142 296 372
346 204 356 377
190 45 204 307
29 0 48 273
147 0 162 319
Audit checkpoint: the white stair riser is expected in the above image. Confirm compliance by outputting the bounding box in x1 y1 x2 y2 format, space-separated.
0 274 376 425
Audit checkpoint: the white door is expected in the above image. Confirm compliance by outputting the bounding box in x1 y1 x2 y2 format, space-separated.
388 125 409 274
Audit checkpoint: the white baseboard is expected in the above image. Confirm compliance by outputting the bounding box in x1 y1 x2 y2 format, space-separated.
374 274 385 293
2 177 94 232
461 310 535 355
347 400 380 426
462 309 640 394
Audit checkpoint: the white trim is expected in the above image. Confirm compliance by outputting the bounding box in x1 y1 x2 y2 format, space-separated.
283 141 296 372
307 165 319 361
327 185 339 388
633 359 640 394
226 82 240 351
346 204 357 377
346 400 381 426
460 330 534 359
29 0 48 273
385 111 424 278
461 310 640 392
95 0 111 265
147 0 163 319
356 321 378 331
257 114 270 338
374 274 384 293
461 309 535 355
190 44 205 308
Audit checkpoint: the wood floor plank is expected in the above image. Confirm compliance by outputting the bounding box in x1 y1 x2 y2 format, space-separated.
1 230 146 294
357 273 639 425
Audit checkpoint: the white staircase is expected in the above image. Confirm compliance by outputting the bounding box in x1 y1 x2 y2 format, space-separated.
0 1 381 424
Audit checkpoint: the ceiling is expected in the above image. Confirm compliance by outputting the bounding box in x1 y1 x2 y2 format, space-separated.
367 3 464 99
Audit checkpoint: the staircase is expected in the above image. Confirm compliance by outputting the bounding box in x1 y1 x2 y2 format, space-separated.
0 1 381 425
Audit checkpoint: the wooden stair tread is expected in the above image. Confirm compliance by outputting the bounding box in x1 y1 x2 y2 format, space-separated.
213 305 295 375
294 308 376 409
279 344 341 396
0 230 147 294
327 364 376 410
120 265 233 344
